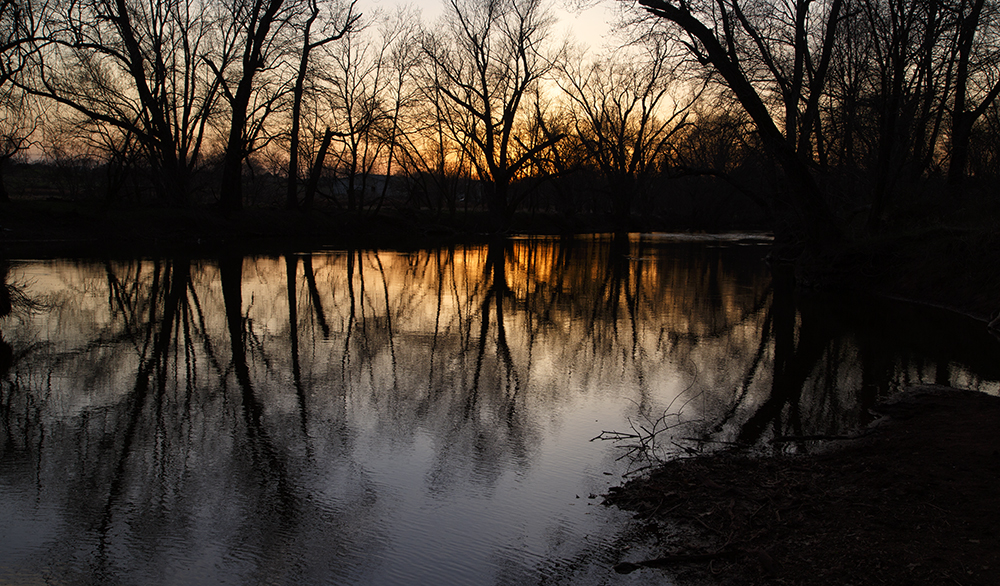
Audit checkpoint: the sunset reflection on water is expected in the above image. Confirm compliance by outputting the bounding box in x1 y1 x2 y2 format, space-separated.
0 234 996 585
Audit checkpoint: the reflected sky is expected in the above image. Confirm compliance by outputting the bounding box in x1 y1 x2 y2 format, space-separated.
0 236 997 585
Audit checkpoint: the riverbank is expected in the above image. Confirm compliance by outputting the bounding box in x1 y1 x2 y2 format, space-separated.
831 224 1000 323
0 199 745 256
0 200 485 256
604 385 1000 586
2 198 996 318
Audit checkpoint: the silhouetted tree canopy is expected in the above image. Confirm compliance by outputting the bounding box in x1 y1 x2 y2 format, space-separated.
0 0 997 246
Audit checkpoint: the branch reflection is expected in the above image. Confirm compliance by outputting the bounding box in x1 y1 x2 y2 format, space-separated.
0 238 996 583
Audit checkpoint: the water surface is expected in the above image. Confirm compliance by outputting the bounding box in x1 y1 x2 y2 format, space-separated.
0 235 996 585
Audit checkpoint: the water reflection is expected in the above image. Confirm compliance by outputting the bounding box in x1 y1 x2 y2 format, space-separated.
0 236 997 585
0 261 12 379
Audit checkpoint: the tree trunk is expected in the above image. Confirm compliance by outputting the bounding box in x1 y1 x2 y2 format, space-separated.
948 115 972 185
612 174 635 231
0 160 10 202
487 179 511 233
219 138 244 213
286 101 304 210
220 84 252 213
303 128 334 210
218 0 287 213
286 6 319 211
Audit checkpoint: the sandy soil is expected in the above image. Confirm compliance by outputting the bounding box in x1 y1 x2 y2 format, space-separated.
604 385 1000 585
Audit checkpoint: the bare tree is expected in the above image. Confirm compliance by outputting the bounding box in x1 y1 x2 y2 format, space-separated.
0 0 46 201
0 85 39 202
24 0 222 204
558 36 697 228
372 9 424 214
209 0 299 212
422 0 564 231
847 0 959 228
634 0 844 250
510 88 591 216
0 0 44 88
322 13 410 214
968 97 1000 177
947 0 1000 184
397 46 476 217
284 0 357 210
286 9 418 213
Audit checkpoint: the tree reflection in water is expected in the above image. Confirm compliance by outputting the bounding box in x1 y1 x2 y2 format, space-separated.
0 261 12 380
0 237 997 585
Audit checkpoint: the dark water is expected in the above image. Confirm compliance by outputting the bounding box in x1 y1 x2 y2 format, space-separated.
0 234 997 585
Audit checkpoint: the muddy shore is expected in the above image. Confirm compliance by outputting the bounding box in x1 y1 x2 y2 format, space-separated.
604 386 1000 586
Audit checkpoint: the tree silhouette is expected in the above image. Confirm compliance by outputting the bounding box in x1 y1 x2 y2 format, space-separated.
422 0 564 231
27 0 221 204
557 37 696 229
636 0 844 253
285 0 358 210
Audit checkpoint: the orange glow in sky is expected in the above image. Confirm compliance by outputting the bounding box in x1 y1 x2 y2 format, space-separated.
362 0 619 49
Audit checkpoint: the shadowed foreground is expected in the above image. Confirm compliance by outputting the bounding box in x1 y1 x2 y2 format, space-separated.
605 385 1000 585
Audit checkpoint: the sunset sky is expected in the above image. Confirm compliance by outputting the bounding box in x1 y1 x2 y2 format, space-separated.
366 0 621 49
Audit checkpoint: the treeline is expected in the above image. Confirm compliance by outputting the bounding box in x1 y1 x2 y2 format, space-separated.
636 0 1000 244
0 0 998 235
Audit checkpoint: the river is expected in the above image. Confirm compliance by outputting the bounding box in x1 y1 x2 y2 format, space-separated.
0 234 997 585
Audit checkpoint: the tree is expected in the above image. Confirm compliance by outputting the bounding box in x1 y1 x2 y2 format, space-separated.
0 0 42 92
852 0 953 228
947 0 1000 184
422 0 564 231
0 0 44 201
0 86 39 202
635 0 843 250
0 0 33 83
558 37 697 228
370 9 424 214
322 12 411 214
397 46 476 217
27 0 222 204
210 0 298 212
284 0 357 210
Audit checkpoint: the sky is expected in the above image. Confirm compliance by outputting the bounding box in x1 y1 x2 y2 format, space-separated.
362 0 623 50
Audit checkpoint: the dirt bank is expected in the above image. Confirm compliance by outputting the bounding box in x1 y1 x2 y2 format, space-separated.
604 385 1000 585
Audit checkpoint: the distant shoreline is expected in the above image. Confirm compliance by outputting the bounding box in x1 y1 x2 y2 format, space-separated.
0 199 771 256
2 198 996 325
